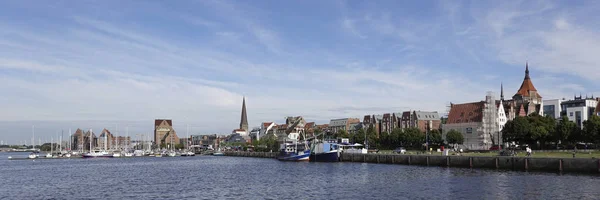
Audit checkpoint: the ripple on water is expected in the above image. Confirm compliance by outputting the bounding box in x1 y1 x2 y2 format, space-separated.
1 153 600 199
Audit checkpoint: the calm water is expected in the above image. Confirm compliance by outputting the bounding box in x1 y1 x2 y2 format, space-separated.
1 152 599 200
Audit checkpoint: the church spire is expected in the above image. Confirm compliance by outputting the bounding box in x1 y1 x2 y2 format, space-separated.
525 61 530 79
500 82 504 101
240 96 248 132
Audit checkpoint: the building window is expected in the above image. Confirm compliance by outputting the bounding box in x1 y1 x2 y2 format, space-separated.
570 112 573 117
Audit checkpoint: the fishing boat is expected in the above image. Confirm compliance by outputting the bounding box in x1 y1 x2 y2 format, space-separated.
277 140 310 161
124 152 134 157
186 151 195 156
167 151 177 157
112 152 122 158
310 139 340 162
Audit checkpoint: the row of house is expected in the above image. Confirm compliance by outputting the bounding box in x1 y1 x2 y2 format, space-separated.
71 128 131 151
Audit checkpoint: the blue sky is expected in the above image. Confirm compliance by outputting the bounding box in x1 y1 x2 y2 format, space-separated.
1 0 600 144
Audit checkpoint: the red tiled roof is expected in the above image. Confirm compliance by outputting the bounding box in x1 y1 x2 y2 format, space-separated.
447 101 485 124
305 122 315 129
515 64 542 98
262 122 273 128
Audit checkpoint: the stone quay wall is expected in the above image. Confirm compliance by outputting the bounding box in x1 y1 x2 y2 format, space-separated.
339 153 600 174
223 151 600 174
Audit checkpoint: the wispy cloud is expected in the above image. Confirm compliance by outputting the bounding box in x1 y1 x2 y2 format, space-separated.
1 0 599 142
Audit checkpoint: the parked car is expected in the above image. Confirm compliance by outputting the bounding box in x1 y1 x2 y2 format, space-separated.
394 147 406 154
489 145 501 150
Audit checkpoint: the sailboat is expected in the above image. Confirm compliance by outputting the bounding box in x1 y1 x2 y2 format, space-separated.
124 126 133 157
83 129 112 158
167 132 176 157
112 125 121 158
28 125 39 159
46 137 54 158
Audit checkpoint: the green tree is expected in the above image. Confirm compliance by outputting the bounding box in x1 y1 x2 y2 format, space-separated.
446 129 464 148
553 116 577 145
336 129 349 139
527 113 555 148
428 129 444 146
366 126 379 149
401 128 424 149
390 128 402 147
582 115 600 144
502 116 530 145
353 128 366 144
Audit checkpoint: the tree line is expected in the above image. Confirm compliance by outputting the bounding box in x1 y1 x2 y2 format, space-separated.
502 113 600 149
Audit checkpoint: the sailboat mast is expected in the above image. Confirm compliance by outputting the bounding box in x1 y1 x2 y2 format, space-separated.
89 129 92 152
186 124 189 150
104 129 108 151
126 126 129 150
32 125 35 150
69 129 72 152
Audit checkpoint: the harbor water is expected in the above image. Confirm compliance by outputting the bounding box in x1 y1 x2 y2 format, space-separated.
1 152 599 199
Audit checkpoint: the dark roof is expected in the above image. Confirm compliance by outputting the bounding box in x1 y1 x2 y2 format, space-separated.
155 119 172 127
447 101 485 124
240 97 248 128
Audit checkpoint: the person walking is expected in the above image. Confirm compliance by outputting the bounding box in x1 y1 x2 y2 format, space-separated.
526 146 532 157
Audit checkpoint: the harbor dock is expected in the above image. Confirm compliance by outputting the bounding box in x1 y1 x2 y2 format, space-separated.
223 151 600 174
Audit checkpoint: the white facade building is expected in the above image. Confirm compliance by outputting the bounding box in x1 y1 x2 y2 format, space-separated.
561 97 598 128
498 100 507 132
543 99 564 119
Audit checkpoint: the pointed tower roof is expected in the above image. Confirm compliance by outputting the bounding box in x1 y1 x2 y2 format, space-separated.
500 82 504 101
515 62 542 98
240 96 248 131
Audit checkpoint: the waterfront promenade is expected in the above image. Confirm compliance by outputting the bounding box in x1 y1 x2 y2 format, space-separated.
224 151 600 174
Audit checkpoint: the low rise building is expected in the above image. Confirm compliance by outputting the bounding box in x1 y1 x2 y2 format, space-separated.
400 111 441 133
329 118 359 133
561 96 598 128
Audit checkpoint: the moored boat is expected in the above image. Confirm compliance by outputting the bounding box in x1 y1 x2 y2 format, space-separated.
310 139 340 162
28 153 38 159
277 140 310 161
82 150 113 158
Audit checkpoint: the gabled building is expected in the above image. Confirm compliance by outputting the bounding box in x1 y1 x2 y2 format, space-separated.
399 111 441 133
413 111 441 133
362 115 381 136
97 128 114 150
442 93 499 150
154 119 180 146
83 129 98 151
71 128 85 151
329 118 360 134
